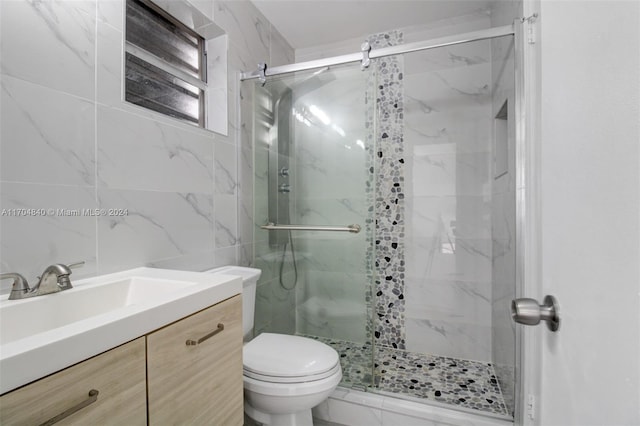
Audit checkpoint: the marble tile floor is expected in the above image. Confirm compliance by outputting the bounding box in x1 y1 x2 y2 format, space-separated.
306 335 509 417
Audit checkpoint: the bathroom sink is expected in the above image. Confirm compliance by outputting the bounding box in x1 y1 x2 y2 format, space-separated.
0 267 242 394
0 276 198 345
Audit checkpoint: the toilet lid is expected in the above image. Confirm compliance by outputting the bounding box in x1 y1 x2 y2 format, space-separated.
243 333 339 378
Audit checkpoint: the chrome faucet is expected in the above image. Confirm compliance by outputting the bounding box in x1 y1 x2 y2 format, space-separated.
1 261 84 300
0 272 30 300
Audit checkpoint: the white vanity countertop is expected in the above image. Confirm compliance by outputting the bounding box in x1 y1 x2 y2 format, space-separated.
0 267 242 394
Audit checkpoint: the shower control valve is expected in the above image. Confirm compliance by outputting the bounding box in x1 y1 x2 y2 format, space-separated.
278 184 291 193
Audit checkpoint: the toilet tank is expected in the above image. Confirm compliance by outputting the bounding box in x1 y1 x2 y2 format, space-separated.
204 266 261 338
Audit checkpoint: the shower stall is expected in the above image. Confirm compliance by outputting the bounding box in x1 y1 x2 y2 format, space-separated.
243 20 522 421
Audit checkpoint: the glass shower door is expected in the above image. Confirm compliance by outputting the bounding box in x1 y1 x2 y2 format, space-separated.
368 35 517 418
243 27 518 418
247 63 377 388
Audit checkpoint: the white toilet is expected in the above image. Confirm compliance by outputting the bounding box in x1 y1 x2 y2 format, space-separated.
206 266 342 426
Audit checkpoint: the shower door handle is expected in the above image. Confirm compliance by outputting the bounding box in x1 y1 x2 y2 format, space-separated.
511 295 560 332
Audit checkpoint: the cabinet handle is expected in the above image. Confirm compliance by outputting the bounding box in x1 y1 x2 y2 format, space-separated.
39 389 99 426
185 323 224 346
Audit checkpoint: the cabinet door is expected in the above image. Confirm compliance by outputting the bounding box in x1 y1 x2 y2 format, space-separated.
147 295 243 426
0 337 146 425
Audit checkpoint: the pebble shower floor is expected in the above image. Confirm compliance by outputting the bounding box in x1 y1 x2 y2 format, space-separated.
307 336 510 417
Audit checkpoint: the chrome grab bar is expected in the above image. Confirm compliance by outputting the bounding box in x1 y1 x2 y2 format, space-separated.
261 222 361 234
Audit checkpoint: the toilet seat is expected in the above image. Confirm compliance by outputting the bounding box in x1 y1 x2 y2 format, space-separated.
244 362 341 383
243 365 342 398
243 333 340 384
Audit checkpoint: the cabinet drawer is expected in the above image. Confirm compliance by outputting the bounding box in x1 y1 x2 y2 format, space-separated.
0 337 146 425
147 295 243 426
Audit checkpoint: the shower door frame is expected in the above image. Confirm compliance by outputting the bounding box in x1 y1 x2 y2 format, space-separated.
241 26 515 81
243 19 542 425
513 13 542 426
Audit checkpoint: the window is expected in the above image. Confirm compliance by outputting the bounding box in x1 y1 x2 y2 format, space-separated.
125 0 207 126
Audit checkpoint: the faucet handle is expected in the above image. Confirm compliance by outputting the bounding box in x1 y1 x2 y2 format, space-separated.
67 261 85 270
1 272 31 299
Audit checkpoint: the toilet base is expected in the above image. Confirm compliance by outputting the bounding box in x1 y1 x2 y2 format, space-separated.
245 401 313 426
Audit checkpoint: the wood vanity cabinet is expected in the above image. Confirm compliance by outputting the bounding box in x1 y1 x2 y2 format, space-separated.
0 338 147 425
147 294 243 426
0 295 243 426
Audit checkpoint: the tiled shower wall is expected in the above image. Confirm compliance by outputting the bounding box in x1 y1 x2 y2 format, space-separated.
0 0 292 291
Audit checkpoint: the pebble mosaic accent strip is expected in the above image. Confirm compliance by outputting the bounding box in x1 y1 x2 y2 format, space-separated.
368 30 407 350
308 335 509 417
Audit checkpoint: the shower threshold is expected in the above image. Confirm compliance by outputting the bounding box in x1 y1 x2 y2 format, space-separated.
305 335 511 418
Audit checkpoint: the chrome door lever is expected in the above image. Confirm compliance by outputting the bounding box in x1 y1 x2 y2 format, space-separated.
511 295 560 332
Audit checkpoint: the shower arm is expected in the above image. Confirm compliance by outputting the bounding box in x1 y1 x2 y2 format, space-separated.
261 222 361 234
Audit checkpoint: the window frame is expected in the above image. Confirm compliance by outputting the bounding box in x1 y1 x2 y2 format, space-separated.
124 0 208 127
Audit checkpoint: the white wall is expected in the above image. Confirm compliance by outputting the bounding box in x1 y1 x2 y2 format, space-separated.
538 1 640 424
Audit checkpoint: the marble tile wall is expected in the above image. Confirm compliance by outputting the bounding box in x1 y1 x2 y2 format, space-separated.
0 0 293 293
